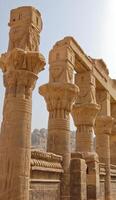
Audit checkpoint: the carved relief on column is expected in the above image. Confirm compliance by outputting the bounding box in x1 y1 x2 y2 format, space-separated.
96 89 111 116
8 6 43 51
95 116 113 135
39 83 78 116
49 42 75 83
75 71 97 104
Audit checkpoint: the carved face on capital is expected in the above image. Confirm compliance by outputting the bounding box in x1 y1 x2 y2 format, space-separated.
50 67 63 82
50 66 73 83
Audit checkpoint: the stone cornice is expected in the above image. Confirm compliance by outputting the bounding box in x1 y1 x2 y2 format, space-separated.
31 149 63 172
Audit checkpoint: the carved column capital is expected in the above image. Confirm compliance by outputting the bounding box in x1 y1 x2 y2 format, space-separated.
39 83 79 113
0 48 45 98
95 116 113 135
0 48 45 73
72 103 100 127
72 103 100 153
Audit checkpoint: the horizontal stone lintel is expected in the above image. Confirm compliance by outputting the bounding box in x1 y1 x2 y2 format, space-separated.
31 166 63 173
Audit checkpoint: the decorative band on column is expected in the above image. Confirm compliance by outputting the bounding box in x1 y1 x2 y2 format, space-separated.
3 97 32 114
48 118 70 131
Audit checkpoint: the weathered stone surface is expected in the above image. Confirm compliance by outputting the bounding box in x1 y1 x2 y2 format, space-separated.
0 9 116 200
30 150 63 200
8 6 42 51
72 103 100 153
0 6 45 200
70 156 87 200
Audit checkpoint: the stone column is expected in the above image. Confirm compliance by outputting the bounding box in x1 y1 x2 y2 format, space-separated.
72 104 100 200
95 116 113 200
96 88 113 200
110 102 116 165
110 120 116 165
72 71 100 200
0 48 45 200
72 103 100 153
0 6 45 200
72 71 100 153
39 82 79 200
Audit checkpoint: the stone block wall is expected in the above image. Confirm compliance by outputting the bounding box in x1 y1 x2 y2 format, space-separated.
30 150 63 200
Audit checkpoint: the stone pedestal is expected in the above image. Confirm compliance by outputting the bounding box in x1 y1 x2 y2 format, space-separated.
0 48 45 200
70 153 87 200
95 116 113 200
72 103 100 200
39 82 79 200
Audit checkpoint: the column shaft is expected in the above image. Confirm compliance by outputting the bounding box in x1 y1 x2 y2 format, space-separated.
95 116 113 200
0 97 32 200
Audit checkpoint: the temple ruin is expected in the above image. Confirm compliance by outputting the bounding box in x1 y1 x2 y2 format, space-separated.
0 6 116 200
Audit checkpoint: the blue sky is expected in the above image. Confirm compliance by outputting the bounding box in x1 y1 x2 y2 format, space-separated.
0 0 116 130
